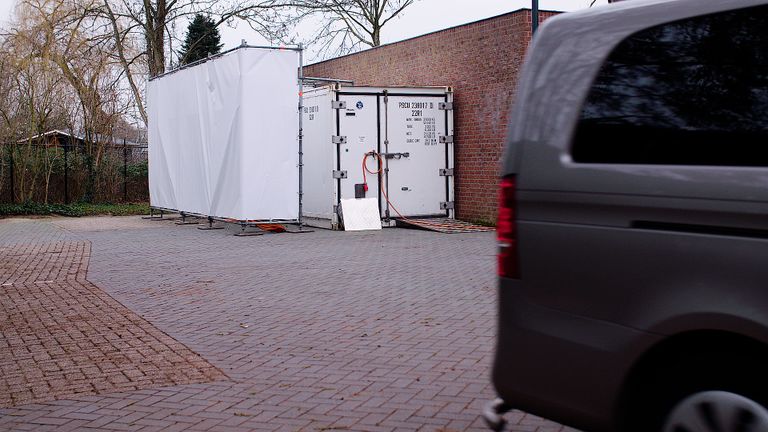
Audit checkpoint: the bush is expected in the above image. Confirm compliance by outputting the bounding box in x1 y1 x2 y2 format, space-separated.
0 202 150 217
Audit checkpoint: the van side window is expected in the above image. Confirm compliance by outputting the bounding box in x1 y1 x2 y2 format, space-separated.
572 6 768 166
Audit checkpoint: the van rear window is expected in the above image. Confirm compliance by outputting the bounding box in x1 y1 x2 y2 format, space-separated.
572 5 768 166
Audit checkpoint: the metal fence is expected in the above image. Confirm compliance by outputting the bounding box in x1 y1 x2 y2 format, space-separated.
0 141 149 204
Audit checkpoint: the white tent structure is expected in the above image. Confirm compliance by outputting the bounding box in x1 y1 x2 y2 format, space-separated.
148 46 301 222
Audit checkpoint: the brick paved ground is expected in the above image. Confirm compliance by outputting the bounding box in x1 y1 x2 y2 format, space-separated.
0 240 225 408
0 216 575 432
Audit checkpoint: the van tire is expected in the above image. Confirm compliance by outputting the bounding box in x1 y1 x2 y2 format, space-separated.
661 391 768 432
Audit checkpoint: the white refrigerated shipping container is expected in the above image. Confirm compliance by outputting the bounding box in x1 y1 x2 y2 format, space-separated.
148 46 301 222
302 85 455 229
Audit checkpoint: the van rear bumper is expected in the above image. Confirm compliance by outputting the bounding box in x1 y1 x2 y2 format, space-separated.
490 279 660 432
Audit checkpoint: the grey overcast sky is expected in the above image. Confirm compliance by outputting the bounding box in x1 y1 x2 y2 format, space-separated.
218 0 609 59
0 0 609 59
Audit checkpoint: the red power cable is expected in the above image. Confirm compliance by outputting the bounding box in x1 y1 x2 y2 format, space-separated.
361 151 458 230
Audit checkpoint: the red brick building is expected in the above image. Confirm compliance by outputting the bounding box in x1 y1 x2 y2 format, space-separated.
305 9 559 224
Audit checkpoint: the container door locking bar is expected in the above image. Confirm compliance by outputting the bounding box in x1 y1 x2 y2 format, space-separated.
381 152 409 159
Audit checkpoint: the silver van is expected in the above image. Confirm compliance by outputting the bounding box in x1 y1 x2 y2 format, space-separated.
485 1 768 431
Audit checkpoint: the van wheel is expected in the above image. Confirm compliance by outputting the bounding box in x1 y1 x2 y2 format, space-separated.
662 391 768 432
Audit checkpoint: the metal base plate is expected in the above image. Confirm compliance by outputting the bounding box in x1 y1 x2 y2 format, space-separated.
197 225 225 230
283 224 314 234
233 230 265 237
175 220 200 225
143 215 182 221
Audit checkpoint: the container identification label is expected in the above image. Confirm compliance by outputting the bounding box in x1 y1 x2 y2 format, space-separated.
400 100 438 146
303 105 319 121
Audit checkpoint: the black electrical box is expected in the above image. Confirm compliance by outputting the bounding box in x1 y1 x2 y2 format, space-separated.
354 184 366 199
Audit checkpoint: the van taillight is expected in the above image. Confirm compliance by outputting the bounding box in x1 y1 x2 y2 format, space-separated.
497 176 519 279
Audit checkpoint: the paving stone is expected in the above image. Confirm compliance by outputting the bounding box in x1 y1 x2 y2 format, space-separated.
0 216 572 431
0 236 225 409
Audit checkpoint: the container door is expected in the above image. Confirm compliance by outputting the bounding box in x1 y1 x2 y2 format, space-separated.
382 95 449 218
336 94 381 208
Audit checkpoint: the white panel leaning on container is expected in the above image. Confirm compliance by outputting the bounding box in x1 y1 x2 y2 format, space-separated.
147 45 303 224
301 84 455 230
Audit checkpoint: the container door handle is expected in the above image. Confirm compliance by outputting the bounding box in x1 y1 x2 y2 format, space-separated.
382 152 409 159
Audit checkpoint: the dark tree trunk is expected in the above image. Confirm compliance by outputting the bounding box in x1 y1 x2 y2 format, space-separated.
145 0 167 77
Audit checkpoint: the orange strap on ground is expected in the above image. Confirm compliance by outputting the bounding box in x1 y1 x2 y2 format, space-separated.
255 224 286 233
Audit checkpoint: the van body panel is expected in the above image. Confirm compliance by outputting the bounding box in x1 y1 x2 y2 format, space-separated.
493 0 768 430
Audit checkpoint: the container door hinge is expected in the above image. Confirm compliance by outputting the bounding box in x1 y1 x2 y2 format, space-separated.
439 135 454 144
332 135 347 145
440 201 455 210
332 100 346 109
439 168 454 177
438 102 453 110
332 170 348 179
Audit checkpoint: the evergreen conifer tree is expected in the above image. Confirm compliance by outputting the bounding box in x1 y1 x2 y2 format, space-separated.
179 14 223 65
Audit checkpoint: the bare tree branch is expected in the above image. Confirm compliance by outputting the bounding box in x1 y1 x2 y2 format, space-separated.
103 0 147 123
267 0 420 60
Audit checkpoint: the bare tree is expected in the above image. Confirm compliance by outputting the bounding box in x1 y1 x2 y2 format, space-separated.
102 0 148 124
101 0 281 78
0 21 79 202
95 0 286 126
271 0 418 59
9 0 138 202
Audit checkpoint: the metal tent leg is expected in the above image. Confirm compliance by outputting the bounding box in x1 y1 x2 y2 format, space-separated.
142 208 165 220
198 216 224 230
175 212 200 225
233 222 265 237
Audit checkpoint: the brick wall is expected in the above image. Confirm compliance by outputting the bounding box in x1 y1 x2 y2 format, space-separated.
305 9 559 224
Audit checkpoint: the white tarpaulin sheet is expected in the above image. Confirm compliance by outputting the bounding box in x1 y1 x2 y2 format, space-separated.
148 47 299 221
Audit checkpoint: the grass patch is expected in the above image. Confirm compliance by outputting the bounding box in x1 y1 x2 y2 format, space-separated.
0 202 150 217
467 218 496 227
